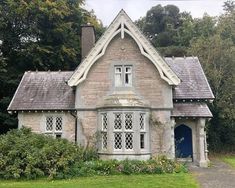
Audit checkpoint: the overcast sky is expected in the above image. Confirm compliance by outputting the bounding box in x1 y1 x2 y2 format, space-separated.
84 0 226 26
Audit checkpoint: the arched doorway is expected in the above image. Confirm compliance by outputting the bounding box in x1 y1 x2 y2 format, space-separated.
174 125 193 158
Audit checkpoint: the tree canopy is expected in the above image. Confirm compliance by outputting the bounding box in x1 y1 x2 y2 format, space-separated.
0 0 103 133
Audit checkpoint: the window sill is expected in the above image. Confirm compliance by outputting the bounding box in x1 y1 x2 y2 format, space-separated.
99 152 151 160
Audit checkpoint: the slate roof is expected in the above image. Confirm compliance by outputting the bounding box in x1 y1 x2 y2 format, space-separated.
165 57 214 99
8 71 75 111
8 57 214 112
172 103 213 117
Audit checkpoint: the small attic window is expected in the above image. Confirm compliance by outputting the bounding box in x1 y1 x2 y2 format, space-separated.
115 66 122 87
114 65 132 87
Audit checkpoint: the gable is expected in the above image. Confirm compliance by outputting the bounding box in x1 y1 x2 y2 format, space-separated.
74 33 173 109
68 9 180 86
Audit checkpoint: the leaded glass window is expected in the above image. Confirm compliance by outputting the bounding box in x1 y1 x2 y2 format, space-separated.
45 116 63 138
99 111 149 154
101 113 108 150
114 113 122 130
102 132 107 149
125 113 133 130
125 132 133 149
46 117 53 132
140 113 145 130
114 132 122 149
140 113 146 149
102 113 108 131
55 117 62 132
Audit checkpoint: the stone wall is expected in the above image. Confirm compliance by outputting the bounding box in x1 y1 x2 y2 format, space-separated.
75 33 174 157
149 110 174 158
18 112 76 142
76 33 172 109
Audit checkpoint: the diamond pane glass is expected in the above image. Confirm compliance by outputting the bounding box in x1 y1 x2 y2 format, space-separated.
46 117 53 131
114 113 122 130
102 113 108 130
140 113 145 130
102 132 107 149
114 132 122 149
55 117 62 131
125 133 133 149
125 113 133 130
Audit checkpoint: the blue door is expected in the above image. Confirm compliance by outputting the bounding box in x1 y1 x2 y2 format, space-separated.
174 125 193 158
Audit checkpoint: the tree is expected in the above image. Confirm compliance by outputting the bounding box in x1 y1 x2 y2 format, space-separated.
0 0 103 133
136 4 191 56
188 5 235 152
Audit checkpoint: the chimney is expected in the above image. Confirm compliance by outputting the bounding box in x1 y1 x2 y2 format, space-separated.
81 24 95 59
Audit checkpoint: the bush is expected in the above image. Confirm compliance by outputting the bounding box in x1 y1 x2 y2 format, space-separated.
0 128 187 180
68 157 186 177
0 128 98 179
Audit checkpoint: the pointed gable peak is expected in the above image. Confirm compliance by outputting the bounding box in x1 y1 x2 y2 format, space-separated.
68 10 180 86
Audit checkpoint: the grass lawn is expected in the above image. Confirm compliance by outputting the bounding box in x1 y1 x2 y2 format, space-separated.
0 174 198 188
222 156 235 168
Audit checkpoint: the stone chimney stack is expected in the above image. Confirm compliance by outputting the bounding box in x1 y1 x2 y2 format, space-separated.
81 24 95 59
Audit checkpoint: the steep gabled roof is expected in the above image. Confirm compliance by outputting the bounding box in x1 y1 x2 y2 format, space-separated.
165 57 214 99
7 71 74 111
68 9 180 86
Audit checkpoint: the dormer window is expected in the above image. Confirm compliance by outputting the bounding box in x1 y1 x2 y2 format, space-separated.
115 65 132 87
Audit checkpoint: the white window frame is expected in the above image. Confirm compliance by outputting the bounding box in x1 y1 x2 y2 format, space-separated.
45 116 63 138
99 110 149 154
101 113 108 150
140 113 146 150
114 65 132 87
113 112 134 151
115 66 123 87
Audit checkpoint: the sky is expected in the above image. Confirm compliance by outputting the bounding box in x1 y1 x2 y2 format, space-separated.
84 0 226 26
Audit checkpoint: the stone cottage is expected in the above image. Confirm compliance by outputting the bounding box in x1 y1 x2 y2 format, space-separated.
8 10 214 167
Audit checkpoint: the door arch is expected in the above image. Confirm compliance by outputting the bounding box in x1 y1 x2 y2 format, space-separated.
174 124 193 158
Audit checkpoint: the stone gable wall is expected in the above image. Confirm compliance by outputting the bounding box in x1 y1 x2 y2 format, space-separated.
75 33 174 156
76 33 172 109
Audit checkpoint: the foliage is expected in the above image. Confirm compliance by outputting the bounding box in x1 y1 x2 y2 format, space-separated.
188 4 235 152
135 4 192 56
0 128 186 180
64 156 187 177
0 0 103 134
0 128 98 179
0 174 199 188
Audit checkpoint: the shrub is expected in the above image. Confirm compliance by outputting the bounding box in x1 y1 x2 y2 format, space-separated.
0 128 98 179
67 157 186 177
0 128 187 180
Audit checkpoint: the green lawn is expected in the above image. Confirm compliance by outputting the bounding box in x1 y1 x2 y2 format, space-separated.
222 156 235 168
0 174 198 188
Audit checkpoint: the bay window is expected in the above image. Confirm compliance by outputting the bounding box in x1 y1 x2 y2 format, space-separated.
99 110 149 157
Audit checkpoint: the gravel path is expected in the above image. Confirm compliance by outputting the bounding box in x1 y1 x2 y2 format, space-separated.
190 159 235 188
